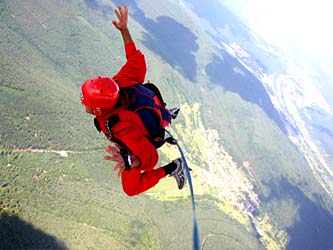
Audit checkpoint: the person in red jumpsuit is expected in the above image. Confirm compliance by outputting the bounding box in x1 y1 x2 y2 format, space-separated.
80 4 186 196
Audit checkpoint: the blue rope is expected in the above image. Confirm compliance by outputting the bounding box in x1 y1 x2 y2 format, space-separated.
165 130 200 250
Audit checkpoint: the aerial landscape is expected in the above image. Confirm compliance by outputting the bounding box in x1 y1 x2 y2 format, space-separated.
1 0 332 249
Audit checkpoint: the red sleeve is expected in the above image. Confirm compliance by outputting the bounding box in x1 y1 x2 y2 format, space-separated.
112 121 158 171
112 42 147 88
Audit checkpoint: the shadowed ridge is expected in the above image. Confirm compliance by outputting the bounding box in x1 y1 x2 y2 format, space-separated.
0 212 68 249
264 178 333 250
206 51 287 134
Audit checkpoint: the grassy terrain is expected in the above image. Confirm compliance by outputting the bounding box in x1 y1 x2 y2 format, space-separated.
0 149 262 250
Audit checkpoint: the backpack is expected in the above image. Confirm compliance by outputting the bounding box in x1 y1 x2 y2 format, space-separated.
95 82 172 149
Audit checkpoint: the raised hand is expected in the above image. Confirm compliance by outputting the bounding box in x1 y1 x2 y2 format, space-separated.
112 4 128 31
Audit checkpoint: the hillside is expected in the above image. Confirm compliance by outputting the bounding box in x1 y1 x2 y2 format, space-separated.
1 0 333 249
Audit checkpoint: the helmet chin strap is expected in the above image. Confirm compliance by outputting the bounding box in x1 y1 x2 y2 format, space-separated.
93 107 103 116
94 107 115 117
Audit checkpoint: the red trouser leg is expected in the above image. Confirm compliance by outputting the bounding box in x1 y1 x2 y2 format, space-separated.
121 167 166 196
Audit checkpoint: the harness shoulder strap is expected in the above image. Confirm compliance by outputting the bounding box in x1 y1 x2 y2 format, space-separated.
104 114 132 170
94 118 101 132
105 115 120 133
93 113 122 142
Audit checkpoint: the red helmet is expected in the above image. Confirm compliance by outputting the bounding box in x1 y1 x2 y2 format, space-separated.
81 76 119 115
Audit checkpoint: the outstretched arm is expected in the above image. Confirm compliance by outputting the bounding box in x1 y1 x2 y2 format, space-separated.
112 4 147 87
112 4 133 45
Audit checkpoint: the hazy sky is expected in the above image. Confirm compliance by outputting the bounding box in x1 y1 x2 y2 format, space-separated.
221 0 333 106
223 0 333 58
